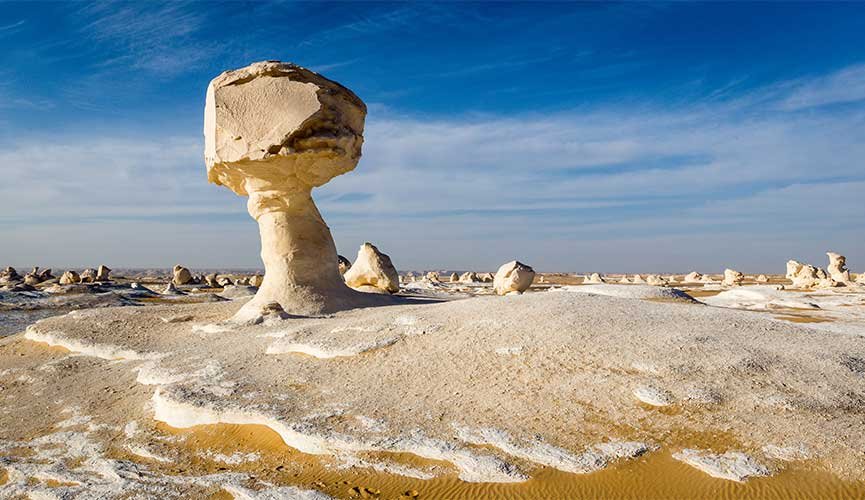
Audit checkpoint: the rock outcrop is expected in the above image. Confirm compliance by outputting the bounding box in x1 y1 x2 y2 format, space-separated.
205 273 219 288
618 275 631 284
827 252 851 284
645 274 667 286
173 265 193 286
493 261 535 295
205 61 380 320
425 272 440 282
787 260 835 289
756 274 769 283
0 267 21 284
632 274 645 284
343 242 400 294
80 268 97 283
450 272 459 282
460 272 479 283
722 269 744 287
96 265 111 282
249 275 264 287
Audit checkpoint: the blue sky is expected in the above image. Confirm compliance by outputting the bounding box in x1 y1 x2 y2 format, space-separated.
1 2 864 273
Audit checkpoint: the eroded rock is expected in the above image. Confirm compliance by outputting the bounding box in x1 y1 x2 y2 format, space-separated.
493 261 535 295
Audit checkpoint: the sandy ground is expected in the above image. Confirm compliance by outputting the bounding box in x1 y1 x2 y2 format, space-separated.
1 281 865 498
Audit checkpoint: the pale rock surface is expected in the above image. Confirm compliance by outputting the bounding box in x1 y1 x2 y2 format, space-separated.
756 274 769 283
59 270 81 285
80 268 97 283
337 255 351 275
450 272 459 282
683 272 703 283
162 282 186 295
787 260 835 289
493 261 535 295
857 273 865 285
673 449 770 482
172 265 193 286
632 274 645 284
618 275 631 284
426 272 440 282
205 273 219 288
827 252 852 284
481 273 495 283
699 274 716 284
343 242 400 294
665 275 678 283
645 275 667 286
0 266 21 284
722 269 744 287
96 265 111 281
249 275 264 288
204 61 385 320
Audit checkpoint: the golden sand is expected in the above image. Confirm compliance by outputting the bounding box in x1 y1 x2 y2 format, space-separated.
684 289 723 299
0 468 8 486
120 422 865 500
773 315 833 324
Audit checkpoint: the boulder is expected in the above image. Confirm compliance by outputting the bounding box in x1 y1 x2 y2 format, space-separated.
480 273 495 283
96 265 111 281
205 273 219 288
249 274 264 287
450 272 459 282
584 273 606 284
80 268 97 283
426 272 440 282
722 269 744 287
172 265 193 285
460 272 480 283
493 261 535 295
343 242 400 294
59 270 81 285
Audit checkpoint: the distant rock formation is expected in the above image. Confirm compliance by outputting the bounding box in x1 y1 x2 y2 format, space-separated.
827 252 851 284
450 272 459 282
787 260 836 289
632 274 645 284
0 267 21 284
645 274 667 286
249 275 264 287
756 274 769 283
584 273 606 284
460 272 480 283
493 261 535 295
59 270 81 285
96 265 111 282
162 281 186 295
344 242 400 294
173 265 193 285
80 268 97 283
204 273 219 288
722 269 744 287
426 272 440 282
683 272 703 283
618 275 631 284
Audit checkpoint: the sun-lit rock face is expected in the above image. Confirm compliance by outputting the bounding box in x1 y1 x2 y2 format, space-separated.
493 261 535 295
343 242 400 294
172 265 193 286
204 61 388 321
722 269 744 287
827 252 851 284
59 270 81 285
683 272 703 283
584 273 606 284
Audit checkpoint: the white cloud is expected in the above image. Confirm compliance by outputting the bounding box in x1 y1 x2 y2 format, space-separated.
779 64 865 110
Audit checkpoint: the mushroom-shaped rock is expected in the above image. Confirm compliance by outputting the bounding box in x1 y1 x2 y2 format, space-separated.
827 252 851 284
80 268 97 283
722 269 744 287
683 272 703 283
343 242 400 294
449 272 459 282
59 270 81 285
96 265 111 282
756 274 769 283
338 255 352 275
173 265 193 286
205 61 388 319
493 261 535 295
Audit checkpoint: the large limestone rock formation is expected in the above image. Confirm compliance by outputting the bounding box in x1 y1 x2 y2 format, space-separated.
80 268 97 283
756 274 769 283
618 275 631 284
787 260 836 289
172 265 193 286
450 272 459 282
827 252 851 284
645 274 667 286
249 275 264 288
460 272 479 283
343 242 400 294
584 273 606 284
0 266 21 284
59 270 81 285
722 269 744 287
632 274 645 284
205 61 386 320
493 261 535 295
425 271 440 282
96 265 111 282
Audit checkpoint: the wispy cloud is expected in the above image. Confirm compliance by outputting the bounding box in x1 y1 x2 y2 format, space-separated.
779 63 865 111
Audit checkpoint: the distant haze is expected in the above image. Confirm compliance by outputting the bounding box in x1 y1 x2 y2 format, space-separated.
1 3 864 273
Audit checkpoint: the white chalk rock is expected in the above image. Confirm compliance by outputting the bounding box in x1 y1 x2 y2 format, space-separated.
450 272 459 282
827 252 852 284
683 272 703 283
343 242 400 294
205 61 385 320
584 273 606 284
857 273 865 285
722 269 744 287
162 281 186 295
426 271 440 282
172 265 193 285
337 255 351 275
618 275 631 284
460 271 480 283
59 270 81 285
645 274 667 286
493 261 535 295
249 275 264 287
756 274 769 283
80 268 97 283
673 449 770 482
632 274 645 284
633 385 674 406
